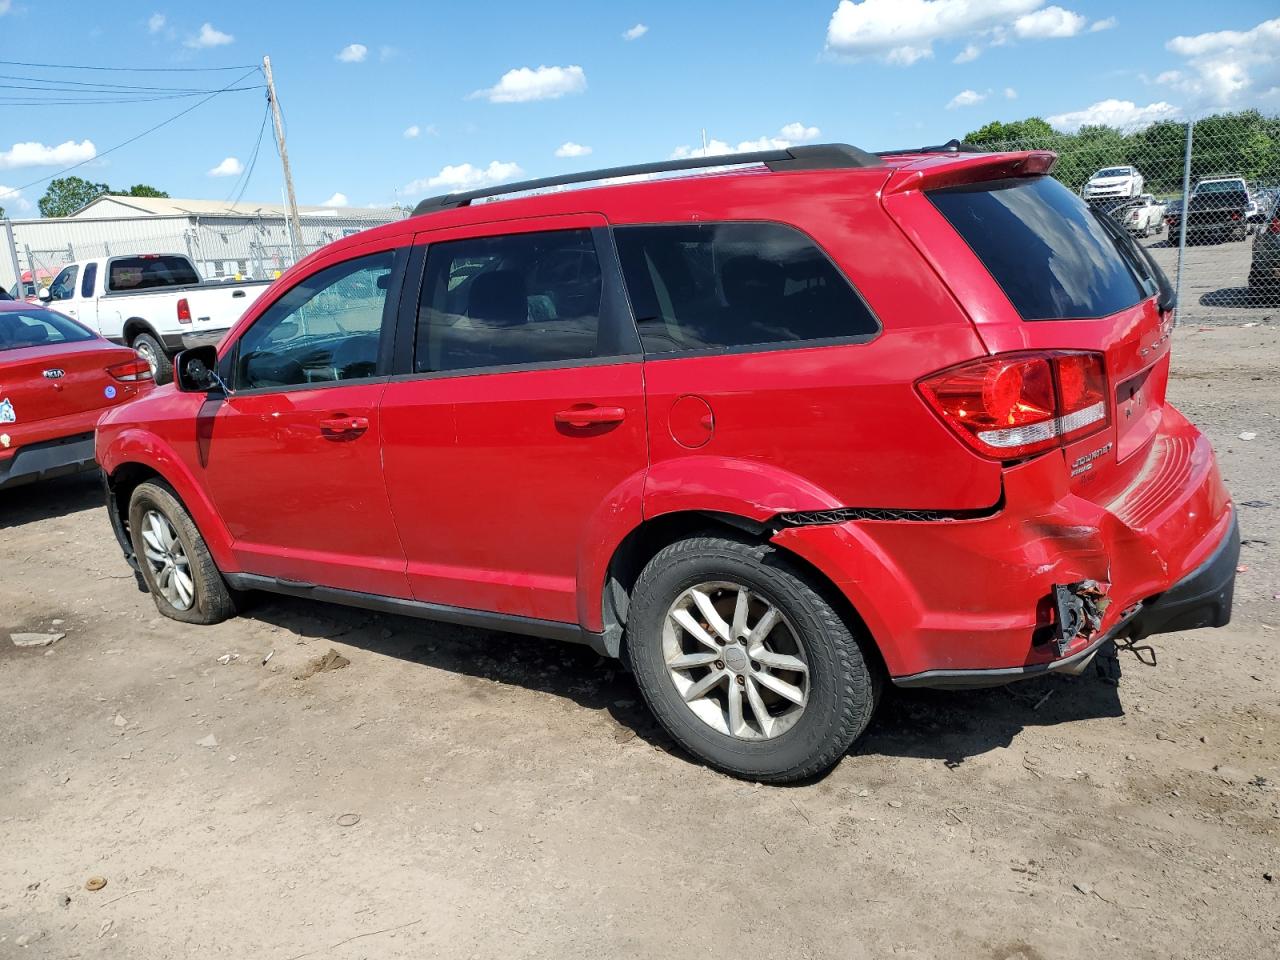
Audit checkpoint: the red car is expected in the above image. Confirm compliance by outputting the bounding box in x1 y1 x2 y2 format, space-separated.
97 143 1238 781
1 302 152 490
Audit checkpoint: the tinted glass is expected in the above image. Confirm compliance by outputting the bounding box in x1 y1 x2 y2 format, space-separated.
929 176 1149 321
234 251 394 390
107 256 200 291
0 308 95 351
48 265 78 302
1096 168 1131 178
81 262 98 298
0 286 11 301
613 222 877 354
415 228 605 373
1195 180 1244 195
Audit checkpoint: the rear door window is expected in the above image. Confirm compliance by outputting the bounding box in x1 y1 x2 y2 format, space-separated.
929 176 1150 321
414 228 612 373
613 222 878 354
107 256 200 291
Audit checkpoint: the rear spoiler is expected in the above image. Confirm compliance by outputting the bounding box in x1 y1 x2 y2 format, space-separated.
883 151 1057 195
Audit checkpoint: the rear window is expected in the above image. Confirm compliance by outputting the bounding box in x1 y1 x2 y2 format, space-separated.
613 222 878 354
929 176 1149 321
108 256 200 292
0 308 95 351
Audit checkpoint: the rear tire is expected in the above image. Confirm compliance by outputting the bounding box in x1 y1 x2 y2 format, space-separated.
132 332 173 385
626 536 880 783
129 480 236 625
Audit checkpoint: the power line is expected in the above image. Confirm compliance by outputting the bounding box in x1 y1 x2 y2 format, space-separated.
9 66 263 194
0 90 261 106
0 59 260 73
0 73 258 92
225 103 271 208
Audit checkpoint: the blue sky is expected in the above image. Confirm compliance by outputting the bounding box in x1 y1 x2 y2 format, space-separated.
1 0 1278 215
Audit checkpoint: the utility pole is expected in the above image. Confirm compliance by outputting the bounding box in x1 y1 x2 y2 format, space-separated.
262 55 304 262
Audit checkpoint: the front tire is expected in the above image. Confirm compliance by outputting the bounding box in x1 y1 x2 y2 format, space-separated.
626 536 880 782
131 332 173 385
129 480 236 625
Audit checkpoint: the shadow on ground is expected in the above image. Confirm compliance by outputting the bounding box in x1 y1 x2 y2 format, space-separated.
239 592 1128 780
1199 286 1274 309
0 470 103 529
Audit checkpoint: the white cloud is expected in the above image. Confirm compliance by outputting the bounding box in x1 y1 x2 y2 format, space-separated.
1013 5 1086 39
946 88 987 109
954 43 981 63
472 65 586 103
623 23 649 41
825 0 1040 63
1162 17 1280 108
670 122 822 159
0 184 32 211
0 139 97 170
1090 17 1116 32
779 122 821 142
1047 98 1179 132
147 12 165 33
207 156 243 177
185 23 233 48
404 160 524 195
0 0 11 14
555 141 593 158
403 125 421 139
337 43 368 63
1004 86 1018 99
320 192 349 207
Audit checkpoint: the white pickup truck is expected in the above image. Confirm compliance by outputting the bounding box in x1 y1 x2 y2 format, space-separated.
40 254 271 382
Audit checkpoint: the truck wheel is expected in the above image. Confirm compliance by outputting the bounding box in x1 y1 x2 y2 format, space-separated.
132 332 173 384
129 480 237 625
626 536 881 783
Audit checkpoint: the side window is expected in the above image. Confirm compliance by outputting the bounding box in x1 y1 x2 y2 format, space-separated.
233 251 395 390
81 262 98 299
414 228 605 373
48 265 79 302
613 222 879 354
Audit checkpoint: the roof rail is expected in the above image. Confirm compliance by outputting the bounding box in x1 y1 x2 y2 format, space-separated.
410 142 883 215
875 139 984 156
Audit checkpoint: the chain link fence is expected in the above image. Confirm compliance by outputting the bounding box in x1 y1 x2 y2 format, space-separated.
964 110 1280 322
2 211 408 298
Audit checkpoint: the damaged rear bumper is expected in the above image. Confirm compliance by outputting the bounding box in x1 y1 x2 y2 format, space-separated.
893 513 1238 688
772 405 1237 686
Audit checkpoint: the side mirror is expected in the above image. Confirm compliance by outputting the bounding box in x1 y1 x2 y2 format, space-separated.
175 345 228 394
37 287 51 301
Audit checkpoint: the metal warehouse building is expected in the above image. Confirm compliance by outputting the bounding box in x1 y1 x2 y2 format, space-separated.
2 195 407 292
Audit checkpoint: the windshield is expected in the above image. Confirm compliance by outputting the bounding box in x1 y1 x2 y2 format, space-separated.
0 307 96 350
929 176 1151 321
1194 180 1245 195
1096 168 1132 178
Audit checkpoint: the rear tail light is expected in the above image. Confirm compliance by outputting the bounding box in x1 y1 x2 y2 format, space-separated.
918 351 1108 460
176 298 192 324
106 358 154 383
1268 215 1280 236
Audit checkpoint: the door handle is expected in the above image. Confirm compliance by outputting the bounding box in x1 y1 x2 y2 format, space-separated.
554 405 626 427
319 415 370 438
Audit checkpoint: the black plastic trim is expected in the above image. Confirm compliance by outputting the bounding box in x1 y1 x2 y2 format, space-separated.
224 572 611 656
774 502 1001 527
0 432 96 490
411 143 882 213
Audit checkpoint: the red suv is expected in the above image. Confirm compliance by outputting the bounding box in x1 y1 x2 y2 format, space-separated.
98 143 1238 782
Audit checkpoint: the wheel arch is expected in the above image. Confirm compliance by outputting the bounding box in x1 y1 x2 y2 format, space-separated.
122 317 163 347
102 431 238 574
595 508 887 679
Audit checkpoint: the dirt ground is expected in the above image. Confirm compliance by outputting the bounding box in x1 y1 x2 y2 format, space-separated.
2 321 1277 960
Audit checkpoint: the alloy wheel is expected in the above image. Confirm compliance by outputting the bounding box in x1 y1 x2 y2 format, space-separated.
140 510 195 611
663 581 809 740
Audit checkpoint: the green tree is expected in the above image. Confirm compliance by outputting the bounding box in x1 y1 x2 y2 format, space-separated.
121 184 169 198
37 178 169 217
38 176 110 217
964 117 1056 148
